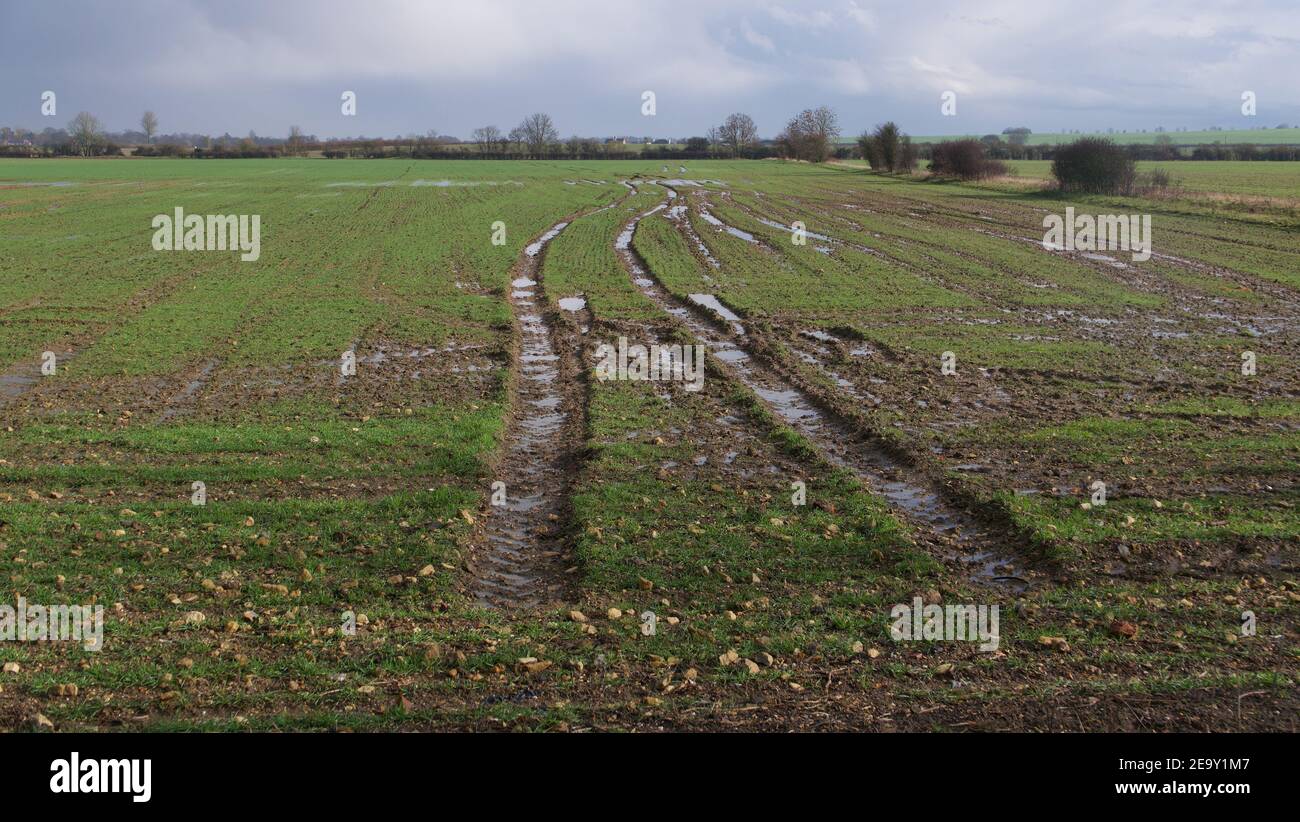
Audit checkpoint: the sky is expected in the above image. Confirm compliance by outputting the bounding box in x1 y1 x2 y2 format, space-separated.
2 0 1298 140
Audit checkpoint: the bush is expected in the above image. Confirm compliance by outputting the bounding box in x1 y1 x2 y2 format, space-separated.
1051 137 1135 194
928 139 1007 179
1132 168 1181 195
858 122 915 173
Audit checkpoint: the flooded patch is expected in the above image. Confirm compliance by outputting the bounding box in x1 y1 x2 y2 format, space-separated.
616 208 1026 589
802 329 839 344
409 179 523 187
656 179 727 187
159 359 218 420
666 204 721 271
752 215 835 243
0 350 76 406
526 222 569 257
688 294 745 335
471 191 641 609
699 210 756 243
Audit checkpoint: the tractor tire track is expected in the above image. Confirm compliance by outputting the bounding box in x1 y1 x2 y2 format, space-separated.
617 195 1035 588
469 192 632 608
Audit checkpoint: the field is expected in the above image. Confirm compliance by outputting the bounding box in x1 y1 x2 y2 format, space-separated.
0 157 1296 731
1004 159 1300 200
856 128 1300 146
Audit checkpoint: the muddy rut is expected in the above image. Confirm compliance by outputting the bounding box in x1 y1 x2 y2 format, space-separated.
468 217 595 608
619 193 1031 588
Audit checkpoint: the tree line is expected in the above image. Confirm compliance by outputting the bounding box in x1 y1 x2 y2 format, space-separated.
4 108 1298 166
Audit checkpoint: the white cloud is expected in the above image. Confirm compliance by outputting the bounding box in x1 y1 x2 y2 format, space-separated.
819 58 871 94
741 19 777 52
844 1 876 30
768 5 835 28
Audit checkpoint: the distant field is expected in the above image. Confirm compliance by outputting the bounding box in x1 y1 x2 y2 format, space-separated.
1 158 1295 731
846 127 1300 146
1005 159 1300 197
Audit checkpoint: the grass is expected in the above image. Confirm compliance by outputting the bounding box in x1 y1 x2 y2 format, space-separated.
1004 159 1300 199
0 157 1294 731
846 127 1300 146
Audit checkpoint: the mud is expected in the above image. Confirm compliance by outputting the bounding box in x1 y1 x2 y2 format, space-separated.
616 200 1031 588
689 187 1299 579
468 204 619 608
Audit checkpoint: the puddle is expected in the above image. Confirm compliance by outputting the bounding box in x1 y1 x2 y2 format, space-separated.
525 222 568 257
160 360 218 420
616 205 1025 590
1081 252 1129 269
409 179 523 187
616 205 665 249
656 179 727 187
688 294 745 335
752 215 835 243
474 213 592 608
0 350 77 406
802 329 839 344
666 204 721 271
558 296 587 312
699 210 756 243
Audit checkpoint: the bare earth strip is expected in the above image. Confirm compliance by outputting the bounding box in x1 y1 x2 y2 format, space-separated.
468 204 623 607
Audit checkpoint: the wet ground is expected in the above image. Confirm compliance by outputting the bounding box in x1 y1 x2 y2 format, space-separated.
615 196 1034 589
468 218 594 608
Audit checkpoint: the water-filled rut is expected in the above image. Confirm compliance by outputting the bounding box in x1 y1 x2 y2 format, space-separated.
618 198 1029 587
470 219 587 608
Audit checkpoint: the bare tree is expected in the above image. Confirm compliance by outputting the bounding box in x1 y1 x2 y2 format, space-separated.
515 113 558 156
777 107 838 162
68 112 103 156
811 106 839 143
472 125 503 153
140 111 159 144
287 125 303 156
716 112 758 156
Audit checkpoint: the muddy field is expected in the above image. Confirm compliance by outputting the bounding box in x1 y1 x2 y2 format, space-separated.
0 158 1295 732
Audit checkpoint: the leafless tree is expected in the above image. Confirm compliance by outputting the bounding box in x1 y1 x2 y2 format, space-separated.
68 112 103 156
140 111 158 144
717 112 758 156
777 107 838 162
472 125 502 153
515 113 558 156
288 125 304 155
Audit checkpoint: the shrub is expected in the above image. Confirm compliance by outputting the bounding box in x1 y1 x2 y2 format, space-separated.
1051 137 1135 194
928 139 1007 179
858 122 915 173
1132 168 1181 195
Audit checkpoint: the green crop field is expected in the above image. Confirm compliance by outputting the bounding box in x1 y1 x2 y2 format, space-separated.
848 127 1300 146
1 157 1295 732
1003 159 1300 199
